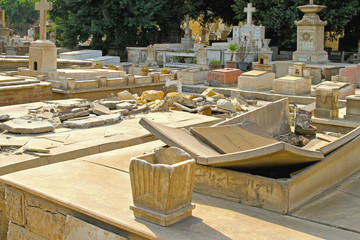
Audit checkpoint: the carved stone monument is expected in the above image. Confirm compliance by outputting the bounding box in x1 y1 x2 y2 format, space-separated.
145 45 157 66
181 15 194 49
29 0 57 72
314 85 339 119
293 0 328 63
196 47 207 66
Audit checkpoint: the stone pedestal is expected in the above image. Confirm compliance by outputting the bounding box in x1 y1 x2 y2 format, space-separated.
238 70 275 91
344 95 360 121
272 76 312 95
181 69 208 85
207 68 243 87
292 3 328 63
129 147 196 227
314 86 339 119
29 40 57 72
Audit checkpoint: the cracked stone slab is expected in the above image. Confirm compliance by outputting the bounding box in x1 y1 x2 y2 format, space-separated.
62 114 122 128
1 119 55 134
0 114 10 121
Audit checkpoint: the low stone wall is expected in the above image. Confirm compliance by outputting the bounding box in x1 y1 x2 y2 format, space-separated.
0 82 52 107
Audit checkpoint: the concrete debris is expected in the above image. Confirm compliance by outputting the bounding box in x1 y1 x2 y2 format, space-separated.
295 108 317 136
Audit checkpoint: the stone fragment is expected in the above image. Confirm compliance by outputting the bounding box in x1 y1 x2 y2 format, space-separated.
201 87 216 97
1 119 55 134
197 106 212 116
295 109 317 136
232 98 243 111
62 114 122 128
117 90 135 100
141 90 164 102
91 102 111 115
217 99 237 112
150 100 169 112
0 114 10 121
116 102 137 110
98 100 122 110
64 216 126 240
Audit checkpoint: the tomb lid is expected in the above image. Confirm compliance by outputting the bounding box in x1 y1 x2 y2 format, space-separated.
277 76 304 81
345 95 360 101
242 70 267 77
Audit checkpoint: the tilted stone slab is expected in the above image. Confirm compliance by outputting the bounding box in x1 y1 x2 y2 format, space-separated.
62 114 122 128
1 119 55 134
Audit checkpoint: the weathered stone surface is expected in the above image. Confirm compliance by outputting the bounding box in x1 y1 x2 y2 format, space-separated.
272 76 312 95
1 119 55 134
130 147 196 226
216 99 236 112
0 114 9 121
238 71 275 91
141 90 164 102
92 102 112 115
5 187 25 225
116 102 137 110
7 222 47 240
62 114 122 128
314 85 339 119
64 216 126 240
117 90 135 100
25 196 67 240
207 68 243 87
344 95 360 121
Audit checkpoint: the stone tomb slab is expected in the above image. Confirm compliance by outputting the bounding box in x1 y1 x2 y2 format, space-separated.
59 50 102 60
141 118 324 169
1 119 55 134
207 68 243 87
311 81 355 99
272 75 311 95
2 148 360 239
344 94 360 121
238 70 275 91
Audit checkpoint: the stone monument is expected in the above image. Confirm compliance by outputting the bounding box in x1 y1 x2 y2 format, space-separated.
0 7 12 46
196 47 207 66
230 3 272 62
181 15 194 49
145 45 157 66
293 0 328 63
29 0 57 72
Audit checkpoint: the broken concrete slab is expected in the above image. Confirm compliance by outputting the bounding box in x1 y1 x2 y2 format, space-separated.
62 114 122 129
140 118 324 169
91 102 112 115
1 119 55 134
214 98 291 137
139 118 219 159
189 123 277 154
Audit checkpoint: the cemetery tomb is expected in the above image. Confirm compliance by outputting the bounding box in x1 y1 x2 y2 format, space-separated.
272 62 312 95
0 74 52 106
59 50 103 60
238 70 275 91
311 80 355 99
314 85 339 119
140 104 360 213
207 68 243 87
292 0 328 63
344 95 360 121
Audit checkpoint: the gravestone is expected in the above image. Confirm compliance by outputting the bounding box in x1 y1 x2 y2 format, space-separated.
293 0 328 63
180 15 194 49
196 47 207 66
145 45 157 66
29 0 57 72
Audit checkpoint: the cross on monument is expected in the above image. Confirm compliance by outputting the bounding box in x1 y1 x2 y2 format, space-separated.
244 3 256 26
35 0 52 40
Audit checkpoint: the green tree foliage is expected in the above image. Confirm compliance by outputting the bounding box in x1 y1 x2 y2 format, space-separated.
232 0 360 50
50 0 190 50
0 0 38 35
